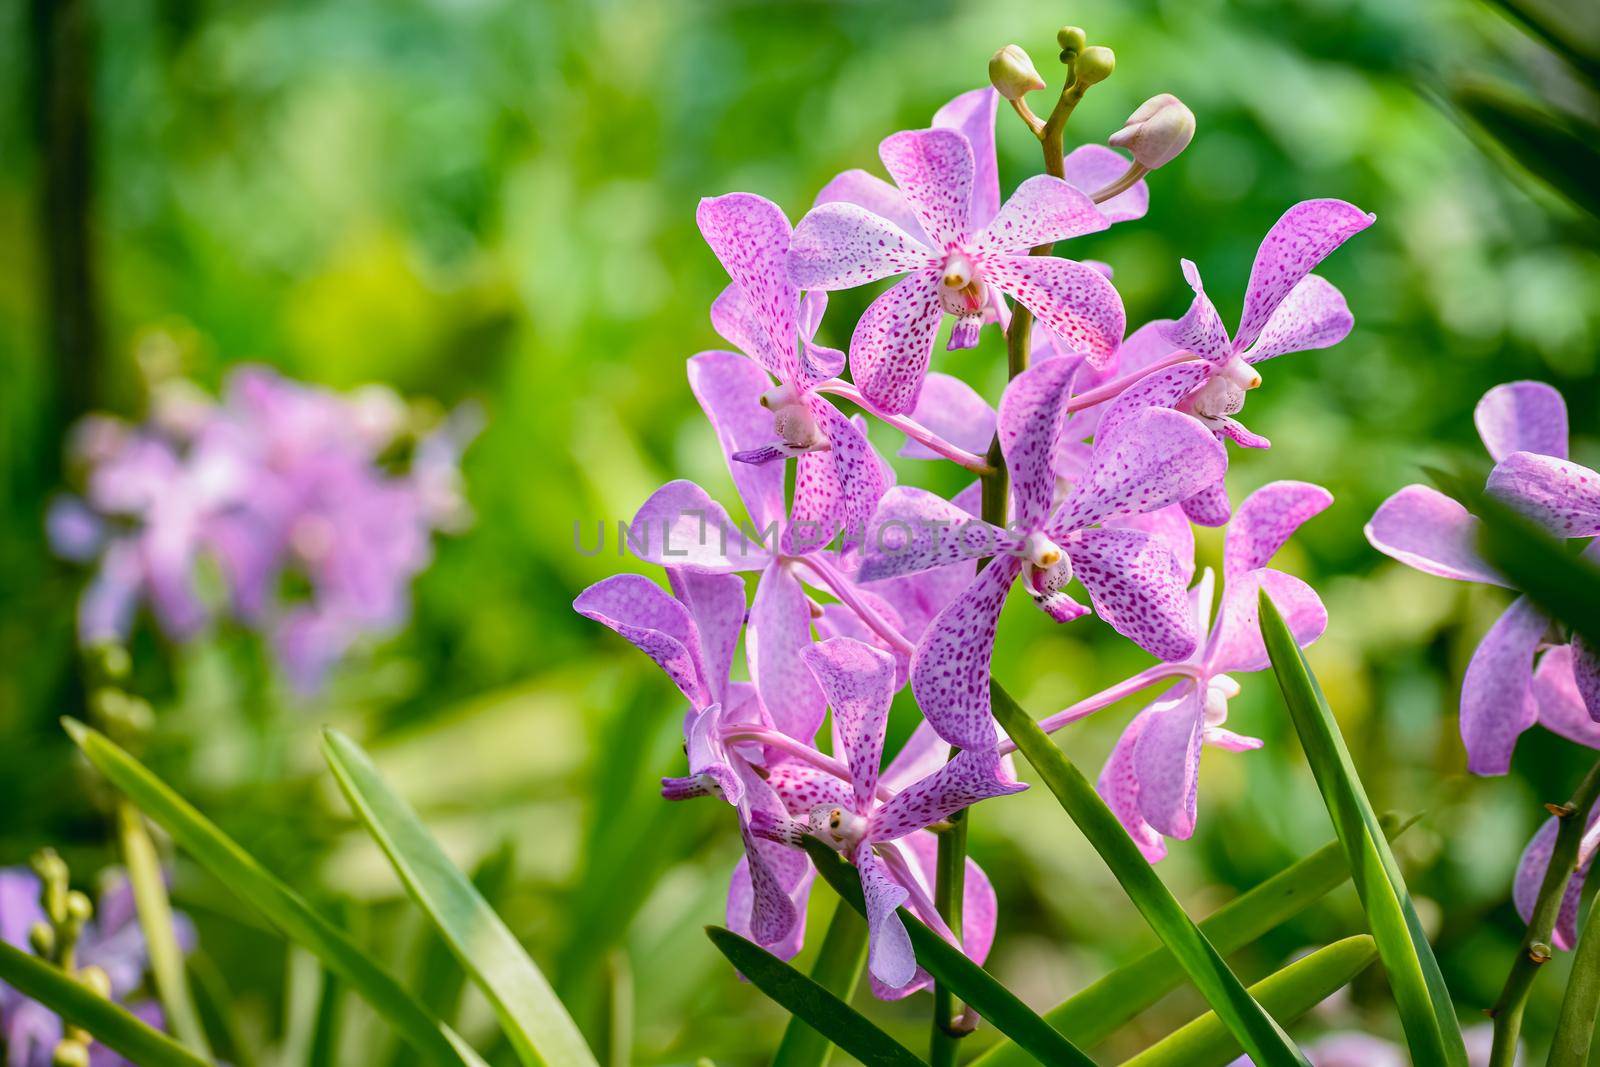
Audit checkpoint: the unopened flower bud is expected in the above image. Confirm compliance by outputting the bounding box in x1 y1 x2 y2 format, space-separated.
52 1039 91 1067
1056 26 1087 58
1074 46 1115 86
988 45 1046 102
1108 93 1196 170
78 965 112 1000
29 921 55 958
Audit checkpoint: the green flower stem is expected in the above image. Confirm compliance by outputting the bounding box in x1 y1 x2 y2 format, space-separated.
1488 757 1600 1067
1549 891 1600 1067
931 807 971 1067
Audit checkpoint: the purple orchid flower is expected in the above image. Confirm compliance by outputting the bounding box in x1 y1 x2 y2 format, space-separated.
696 193 887 552
787 125 1125 415
1511 803 1600 952
1366 381 1599 774
1099 481 1333 861
754 638 1023 994
1101 199 1372 526
859 357 1226 750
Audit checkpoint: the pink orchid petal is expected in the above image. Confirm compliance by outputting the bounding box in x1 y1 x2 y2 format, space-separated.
899 372 996 460
1110 504 1197 586
696 193 798 374
1205 726 1264 752
860 486 1015 582
1069 527 1198 661
767 759 854 815
726 854 809 961
878 127 974 249
710 283 791 383
974 175 1108 258
1093 361 1213 447
741 830 809 951
1235 198 1374 352
984 255 1125 371
897 831 999 964
911 555 1023 750
932 88 1001 231
1163 260 1231 364
868 746 1025 842
881 720 951 793
1213 418 1271 450
1364 484 1505 586
1242 275 1353 364
998 358 1077 531
1578 636 1600 724
1098 706 1170 862
574 574 707 704
1131 688 1205 839
1062 144 1149 224
1487 451 1600 538
1052 407 1229 533
788 201 933 290
1211 569 1328 674
1514 813 1594 951
666 567 746 704
631 480 772 572
786 448 843 555
1225 480 1334 580
802 638 897 809
848 268 945 415
786 399 888 555
748 562 826 741
813 169 928 247
1180 479 1233 527
855 842 917 989
687 351 788 530
1534 645 1600 747
1475 380 1568 462
1462 596 1546 776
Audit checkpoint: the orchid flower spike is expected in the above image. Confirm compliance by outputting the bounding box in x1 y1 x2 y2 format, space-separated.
1100 481 1333 861
1367 381 1600 774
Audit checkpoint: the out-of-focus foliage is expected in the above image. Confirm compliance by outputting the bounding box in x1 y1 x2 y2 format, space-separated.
1 0 1599 1062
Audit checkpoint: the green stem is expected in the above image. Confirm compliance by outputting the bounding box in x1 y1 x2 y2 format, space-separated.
774 901 869 1067
1488 757 1600 1067
1549 891 1600 1067
931 806 970 1067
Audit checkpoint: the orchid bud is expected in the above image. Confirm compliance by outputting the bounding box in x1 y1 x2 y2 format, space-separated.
1108 93 1196 170
52 1040 91 1067
1074 46 1115 86
1056 26 1087 59
988 44 1046 101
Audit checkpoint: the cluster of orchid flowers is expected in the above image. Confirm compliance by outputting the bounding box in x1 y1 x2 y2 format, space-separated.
575 62 1389 996
48 365 477 694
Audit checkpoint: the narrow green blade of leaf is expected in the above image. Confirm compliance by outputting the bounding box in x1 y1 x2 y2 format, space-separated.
187 953 259 1067
0 939 214 1067
988 681 1309 1067
1452 78 1600 219
804 839 1097 1067
1122 935 1379 1067
323 728 597 1067
1472 490 1600 648
772 900 869 1067
972 814 1412 1065
1258 592 1468 1066
62 718 473 1067
705 926 924 1067
1478 0 1600 81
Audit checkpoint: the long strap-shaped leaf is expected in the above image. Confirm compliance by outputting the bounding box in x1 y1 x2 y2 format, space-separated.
1120 935 1379 1067
1472 490 1600 647
973 814 1411 1065
1257 592 1468 1066
988 681 1309 1067
62 719 476 1067
772 901 869 1067
803 839 1097 1067
323 729 597 1067
704 926 924 1067
0 938 214 1067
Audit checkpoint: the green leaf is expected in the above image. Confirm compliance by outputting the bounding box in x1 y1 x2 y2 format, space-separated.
988 681 1310 1067
1477 0 1600 83
704 926 924 1067
772 901 869 1067
0 938 215 1067
804 839 1096 1067
1471 490 1600 648
323 728 598 1067
1257 591 1468 1066
62 718 474 1067
1452 78 1600 219
1121 936 1379 1067
971 814 1412 1065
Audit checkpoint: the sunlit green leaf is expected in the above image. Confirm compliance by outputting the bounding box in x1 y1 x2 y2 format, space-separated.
772 901 868 1067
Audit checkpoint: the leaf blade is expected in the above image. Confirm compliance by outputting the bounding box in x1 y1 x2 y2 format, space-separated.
772 900 870 1067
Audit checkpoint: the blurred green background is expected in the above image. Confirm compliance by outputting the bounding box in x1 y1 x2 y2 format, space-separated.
2 0 1599 1062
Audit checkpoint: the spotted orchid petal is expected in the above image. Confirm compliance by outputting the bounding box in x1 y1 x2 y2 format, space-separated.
899 373 996 460
710 283 789 385
803 638 896 810
1186 481 1233 535
727 851 809 961
984 255 1125 371
748 562 825 742
933 88 1001 231
1462 596 1547 776
738 829 807 952
1164 260 1232 364
1514 811 1599 951
696 194 799 376
1364 484 1506 586
897 831 998 965
1242 275 1353 364
1534 645 1600 747
859 486 1017 583
1111 505 1197 586
1051 407 1229 534
1131 687 1205 840
868 746 1025 842
666 567 746 704
574 574 708 705
881 720 952 793
813 169 929 247
788 202 934 291
911 554 1023 749
1062 144 1149 224
1098 706 1171 862
687 351 788 530
1577 636 1600 724
855 842 917 989
1234 198 1375 353
685 705 744 804
1213 419 1270 450
1069 527 1198 661
846 268 945 415
878 127 975 250
1475 380 1568 462
1210 568 1328 674
767 759 854 815
973 176 1108 258
998 358 1077 531
1487 451 1600 537
631 480 772 572
786 399 889 555
1225 480 1333 580
1091 360 1213 451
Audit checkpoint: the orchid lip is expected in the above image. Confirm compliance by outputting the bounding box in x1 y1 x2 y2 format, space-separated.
808 803 867 851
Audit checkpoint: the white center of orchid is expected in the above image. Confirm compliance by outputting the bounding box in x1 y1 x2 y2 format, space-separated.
1023 531 1064 569
937 250 986 317
1203 673 1241 727
759 383 827 452
809 804 868 852
1186 356 1262 422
